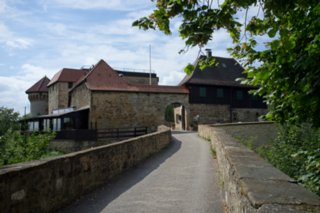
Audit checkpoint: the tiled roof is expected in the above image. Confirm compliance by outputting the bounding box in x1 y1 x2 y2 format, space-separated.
47 68 89 87
72 59 188 94
179 56 253 88
26 76 50 93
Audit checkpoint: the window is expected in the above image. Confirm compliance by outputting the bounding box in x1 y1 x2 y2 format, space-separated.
68 82 73 88
217 88 224 98
251 94 258 100
236 90 244 100
199 87 206 97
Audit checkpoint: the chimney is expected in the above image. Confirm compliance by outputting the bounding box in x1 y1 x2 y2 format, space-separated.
205 48 212 58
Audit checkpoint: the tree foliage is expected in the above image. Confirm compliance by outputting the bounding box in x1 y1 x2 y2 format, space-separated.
0 107 20 136
133 0 320 126
165 104 175 123
0 130 58 166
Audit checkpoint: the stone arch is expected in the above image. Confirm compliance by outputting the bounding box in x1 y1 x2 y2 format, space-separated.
164 101 189 130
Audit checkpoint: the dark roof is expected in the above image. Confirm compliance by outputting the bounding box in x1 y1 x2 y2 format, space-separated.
72 59 188 94
47 68 89 87
115 70 157 78
179 56 252 88
26 76 50 93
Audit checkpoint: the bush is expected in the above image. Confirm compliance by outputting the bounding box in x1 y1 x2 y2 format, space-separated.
257 124 320 195
0 130 59 167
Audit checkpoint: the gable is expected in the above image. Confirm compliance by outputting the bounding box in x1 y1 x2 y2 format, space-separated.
179 56 252 88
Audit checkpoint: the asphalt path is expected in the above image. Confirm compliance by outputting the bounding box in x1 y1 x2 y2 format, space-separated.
60 132 224 213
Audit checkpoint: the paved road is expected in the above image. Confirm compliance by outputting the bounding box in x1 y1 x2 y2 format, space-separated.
60 132 224 213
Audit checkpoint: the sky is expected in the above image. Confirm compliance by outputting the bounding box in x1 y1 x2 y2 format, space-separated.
0 0 263 115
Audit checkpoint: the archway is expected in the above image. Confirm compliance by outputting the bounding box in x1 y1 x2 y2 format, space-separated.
164 102 188 130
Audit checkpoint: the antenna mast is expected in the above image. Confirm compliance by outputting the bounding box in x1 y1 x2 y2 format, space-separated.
149 44 152 85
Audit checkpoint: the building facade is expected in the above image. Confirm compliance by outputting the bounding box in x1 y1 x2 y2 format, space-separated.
176 51 267 128
25 76 50 117
25 54 267 132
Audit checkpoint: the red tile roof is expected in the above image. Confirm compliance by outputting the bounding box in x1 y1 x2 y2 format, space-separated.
47 68 89 87
26 76 50 93
72 59 188 94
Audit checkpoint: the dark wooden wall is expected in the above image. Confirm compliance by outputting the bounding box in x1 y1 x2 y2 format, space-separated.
188 84 266 108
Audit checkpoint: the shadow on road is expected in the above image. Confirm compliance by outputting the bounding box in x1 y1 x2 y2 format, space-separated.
60 136 183 213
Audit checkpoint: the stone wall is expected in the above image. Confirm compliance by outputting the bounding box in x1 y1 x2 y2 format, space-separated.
28 93 48 116
0 126 171 212
189 104 230 124
210 122 276 149
231 108 268 122
48 82 69 114
49 139 121 153
90 91 189 130
198 123 320 213
70 83 91 110
122 76 159 85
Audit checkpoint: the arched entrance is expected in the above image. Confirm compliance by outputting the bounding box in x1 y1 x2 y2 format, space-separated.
164 102 188 130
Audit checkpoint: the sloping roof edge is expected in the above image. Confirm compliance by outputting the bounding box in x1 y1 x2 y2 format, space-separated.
26 76 50 93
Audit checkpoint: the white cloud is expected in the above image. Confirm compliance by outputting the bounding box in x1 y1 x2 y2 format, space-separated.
0 23 33 49
0 63 57 114
0 0 240 114
6 38 32 49
42 0 151 11
0 0 7 15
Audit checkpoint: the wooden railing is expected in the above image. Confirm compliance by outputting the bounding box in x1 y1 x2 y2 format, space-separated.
55 129 98 141
53 127 148 141
97 127 148 139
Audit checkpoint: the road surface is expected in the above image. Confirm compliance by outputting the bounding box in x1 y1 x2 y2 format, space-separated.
60 132 224 213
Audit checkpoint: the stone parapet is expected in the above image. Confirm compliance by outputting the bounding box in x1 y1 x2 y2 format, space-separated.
198 123 320 213
0 126 171 212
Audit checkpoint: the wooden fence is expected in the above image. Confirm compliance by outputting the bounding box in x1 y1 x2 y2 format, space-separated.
53 127 148 141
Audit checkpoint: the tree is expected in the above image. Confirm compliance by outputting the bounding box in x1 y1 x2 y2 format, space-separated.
133 0 320 126
165 104 175 123
0 107 20 136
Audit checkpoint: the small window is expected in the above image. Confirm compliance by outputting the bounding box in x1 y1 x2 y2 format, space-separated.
251 94 258 100
236 90 244 100
199 87 206 97
68 82 73 88
217 88 224 98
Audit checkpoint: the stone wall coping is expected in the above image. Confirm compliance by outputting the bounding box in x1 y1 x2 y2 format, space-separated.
198 124 320 212
204 121 274 127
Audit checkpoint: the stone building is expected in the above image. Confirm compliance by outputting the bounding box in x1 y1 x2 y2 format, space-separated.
69 60 188 130
47 68 89 114
176 50 267 128
25 59 187 132
25 76 50 117
25 54 267 133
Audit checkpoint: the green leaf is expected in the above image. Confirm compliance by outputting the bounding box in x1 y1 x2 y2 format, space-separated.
184 64 195 75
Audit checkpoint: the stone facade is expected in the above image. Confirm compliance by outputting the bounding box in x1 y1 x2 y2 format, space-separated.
198 123 320 213
90 91 189 130
70 83 91 109
48 82 70 114
189 104 230 124
214 122 276 149
0 126 171 212
175 104 269 128
27 93 48 116
231 108 268 122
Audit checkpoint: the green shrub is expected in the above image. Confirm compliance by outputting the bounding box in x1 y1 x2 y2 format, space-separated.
0 130 60 167
257 124 320 195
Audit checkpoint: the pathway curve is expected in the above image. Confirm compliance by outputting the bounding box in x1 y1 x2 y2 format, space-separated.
60 132 224 213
